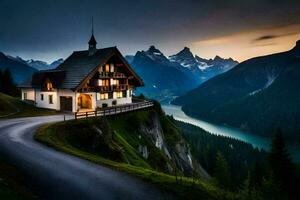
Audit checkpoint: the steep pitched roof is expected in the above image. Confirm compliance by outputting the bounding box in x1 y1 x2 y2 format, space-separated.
39 46 144 90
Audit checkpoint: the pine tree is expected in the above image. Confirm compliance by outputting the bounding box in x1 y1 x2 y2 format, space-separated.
213 151 231 189
0 68 19 96
268 129 294 199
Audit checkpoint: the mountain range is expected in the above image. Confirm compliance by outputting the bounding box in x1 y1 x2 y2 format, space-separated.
174 40 300 142
127 46 238 102
0 52 63 84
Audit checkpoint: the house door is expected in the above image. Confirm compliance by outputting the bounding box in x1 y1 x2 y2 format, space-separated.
60 96 73 112
77 94 92 109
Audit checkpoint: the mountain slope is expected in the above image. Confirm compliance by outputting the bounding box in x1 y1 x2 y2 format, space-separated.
129 46 237 102
130 46 198 101
0 52 37 84
174 40 300 141
169 47 238 83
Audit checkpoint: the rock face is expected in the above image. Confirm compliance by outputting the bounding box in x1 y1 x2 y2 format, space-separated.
139 110 209 178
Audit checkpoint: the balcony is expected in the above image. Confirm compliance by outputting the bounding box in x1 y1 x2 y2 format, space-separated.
80 84 131 92
98 72 127 79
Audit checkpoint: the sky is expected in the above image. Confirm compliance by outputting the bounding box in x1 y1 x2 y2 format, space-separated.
0 0 300 63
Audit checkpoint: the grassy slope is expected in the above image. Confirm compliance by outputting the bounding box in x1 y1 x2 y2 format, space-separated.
0 93 56 118
34 108 238 200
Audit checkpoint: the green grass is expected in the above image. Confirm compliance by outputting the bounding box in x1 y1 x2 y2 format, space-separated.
34 115 238 200
0 93 57 119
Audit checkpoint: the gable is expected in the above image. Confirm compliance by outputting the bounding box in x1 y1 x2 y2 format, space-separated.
74 48 144 91
53 47 143 91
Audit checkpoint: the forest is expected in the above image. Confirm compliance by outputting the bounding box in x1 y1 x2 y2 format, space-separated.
174 119 299 200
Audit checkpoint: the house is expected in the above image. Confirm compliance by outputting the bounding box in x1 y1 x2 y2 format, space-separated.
19 32 144 112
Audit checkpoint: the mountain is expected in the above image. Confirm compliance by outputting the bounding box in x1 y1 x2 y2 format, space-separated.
128 46 238 102
130 46 198 102
173 40 300 141
26 58 64 70
169 47 238 83
0 52 37 84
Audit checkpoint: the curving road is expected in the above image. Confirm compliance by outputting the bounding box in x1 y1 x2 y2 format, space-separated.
0 115 174 200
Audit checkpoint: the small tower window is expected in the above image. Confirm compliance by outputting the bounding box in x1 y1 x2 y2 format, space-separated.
44 79 53 91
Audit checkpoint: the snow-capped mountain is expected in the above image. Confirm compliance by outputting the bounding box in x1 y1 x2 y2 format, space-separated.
174 40 300 141
25 58 64 70
7 55 64 70
169 47 238 83
0 52 37 84
127 45 237 102
129 46 198 102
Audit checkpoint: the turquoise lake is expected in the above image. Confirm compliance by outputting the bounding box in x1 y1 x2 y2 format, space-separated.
162 104 300 162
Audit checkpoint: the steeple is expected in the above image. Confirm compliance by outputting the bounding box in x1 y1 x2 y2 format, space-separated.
88 17 97 56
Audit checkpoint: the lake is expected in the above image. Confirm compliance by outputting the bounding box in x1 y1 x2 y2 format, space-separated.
162 104 300 162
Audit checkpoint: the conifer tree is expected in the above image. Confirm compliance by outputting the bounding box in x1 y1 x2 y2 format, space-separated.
213 151 231 189
268 129 294 199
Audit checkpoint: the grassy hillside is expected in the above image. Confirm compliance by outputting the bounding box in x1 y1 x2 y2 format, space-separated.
34 106 238 199
0 93 56 118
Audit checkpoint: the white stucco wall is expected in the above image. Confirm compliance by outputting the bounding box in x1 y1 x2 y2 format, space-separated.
21 88 35 101
23 88 133 112
96 90 132 108
35 89 58 110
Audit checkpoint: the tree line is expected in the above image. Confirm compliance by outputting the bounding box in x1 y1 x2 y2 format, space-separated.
0 68 19 97
174 119 299 200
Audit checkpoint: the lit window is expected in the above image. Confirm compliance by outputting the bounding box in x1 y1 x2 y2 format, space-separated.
97 79 102 86
100 93 108 100
105 64 109 72
96 93 100 100
110 63 114 72
46 81 53 91
116 91 123 98
49 95 53 104
41 94 44 101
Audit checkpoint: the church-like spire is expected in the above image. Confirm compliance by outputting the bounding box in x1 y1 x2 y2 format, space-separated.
88 17 97 56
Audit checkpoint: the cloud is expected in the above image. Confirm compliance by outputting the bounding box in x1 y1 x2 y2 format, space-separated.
252 32 299 42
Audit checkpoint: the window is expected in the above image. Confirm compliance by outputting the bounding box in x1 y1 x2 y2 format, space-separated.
111 79 119 85
105 64 109 72
102 79 109 86
129 90 132 97
108 92 113 99
44 79 53 91
49 95 53 104
41 94 44 101
116 91 123 98
96 93 100 100
100 93 108 100
23 93 27 100
122 90 127 98
110 63 114 72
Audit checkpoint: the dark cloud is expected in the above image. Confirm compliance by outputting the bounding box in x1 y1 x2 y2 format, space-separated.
253 32 300 42
0 0 299 61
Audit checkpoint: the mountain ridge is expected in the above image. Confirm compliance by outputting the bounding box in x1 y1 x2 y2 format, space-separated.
173 40 300 141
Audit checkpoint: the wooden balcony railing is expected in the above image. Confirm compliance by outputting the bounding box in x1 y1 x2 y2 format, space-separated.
75 100 154 119
98 72 126 79
81 84 131 92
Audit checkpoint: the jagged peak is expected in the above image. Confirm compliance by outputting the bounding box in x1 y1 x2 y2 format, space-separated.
174 47 194 59
147 45 161 53
214 55 223 60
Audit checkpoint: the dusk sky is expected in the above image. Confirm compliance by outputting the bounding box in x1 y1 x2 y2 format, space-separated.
1 0 300 62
